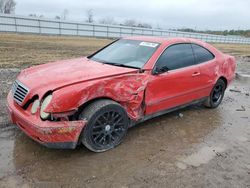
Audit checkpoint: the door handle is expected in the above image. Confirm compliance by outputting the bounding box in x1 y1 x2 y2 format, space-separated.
192 72 201 77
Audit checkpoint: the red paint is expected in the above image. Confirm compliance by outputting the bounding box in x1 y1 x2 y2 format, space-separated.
7 36 236 149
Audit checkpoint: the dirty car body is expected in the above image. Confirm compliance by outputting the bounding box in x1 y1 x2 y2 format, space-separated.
7 36 236 151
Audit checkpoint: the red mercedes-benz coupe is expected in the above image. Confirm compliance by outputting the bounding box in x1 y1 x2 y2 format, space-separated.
7 36 236 152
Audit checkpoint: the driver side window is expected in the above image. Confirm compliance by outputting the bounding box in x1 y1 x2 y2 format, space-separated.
155 43 195 73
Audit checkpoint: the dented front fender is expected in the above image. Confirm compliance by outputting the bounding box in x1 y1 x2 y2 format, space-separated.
45 73 150 120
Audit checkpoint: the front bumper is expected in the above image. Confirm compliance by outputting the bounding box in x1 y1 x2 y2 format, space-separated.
7 92 86 149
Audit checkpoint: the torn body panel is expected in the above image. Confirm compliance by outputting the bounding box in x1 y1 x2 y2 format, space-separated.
45 73 150 120
222 55 236 85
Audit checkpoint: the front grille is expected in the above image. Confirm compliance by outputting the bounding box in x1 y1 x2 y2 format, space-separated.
12 80 29 105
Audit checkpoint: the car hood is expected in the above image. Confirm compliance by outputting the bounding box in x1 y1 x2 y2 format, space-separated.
17 57 138 97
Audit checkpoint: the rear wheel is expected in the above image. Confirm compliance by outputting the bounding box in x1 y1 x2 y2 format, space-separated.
204 79 226 108
79 99 129 152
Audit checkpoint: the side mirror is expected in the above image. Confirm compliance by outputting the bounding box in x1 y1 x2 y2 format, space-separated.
153 67 160 75
153 66 169 75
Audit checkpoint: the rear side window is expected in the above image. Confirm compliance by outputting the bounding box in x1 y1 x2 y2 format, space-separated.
156 43 195 72
192 44 215 64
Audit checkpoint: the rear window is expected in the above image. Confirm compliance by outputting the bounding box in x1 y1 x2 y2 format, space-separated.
192 44 215 64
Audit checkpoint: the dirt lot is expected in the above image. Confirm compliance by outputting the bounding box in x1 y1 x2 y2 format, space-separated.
0 34 250 188
0 34 111 68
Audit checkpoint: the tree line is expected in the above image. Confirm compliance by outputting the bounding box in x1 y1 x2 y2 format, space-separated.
177 28 250 38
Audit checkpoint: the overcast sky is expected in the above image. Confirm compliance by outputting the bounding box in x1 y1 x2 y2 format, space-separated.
15 0 250 30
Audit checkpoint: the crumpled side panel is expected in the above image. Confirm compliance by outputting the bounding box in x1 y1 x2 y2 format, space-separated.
45 73 150 120
222 55 236 83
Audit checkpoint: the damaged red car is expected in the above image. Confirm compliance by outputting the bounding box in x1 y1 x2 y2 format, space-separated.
7 36 236 152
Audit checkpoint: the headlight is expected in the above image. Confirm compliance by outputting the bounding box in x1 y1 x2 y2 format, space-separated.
40 94 53 120
31 99 40 114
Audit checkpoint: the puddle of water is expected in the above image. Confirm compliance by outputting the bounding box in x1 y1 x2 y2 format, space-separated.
236 136 249 142
175 161 187 170
177 146 226 168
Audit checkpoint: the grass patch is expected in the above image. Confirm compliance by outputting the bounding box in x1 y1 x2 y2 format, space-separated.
0 33 111 68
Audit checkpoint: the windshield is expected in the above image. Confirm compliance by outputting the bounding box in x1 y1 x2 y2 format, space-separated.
90 39 160 69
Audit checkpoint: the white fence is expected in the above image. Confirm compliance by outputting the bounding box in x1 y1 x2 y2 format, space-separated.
1 13 250 44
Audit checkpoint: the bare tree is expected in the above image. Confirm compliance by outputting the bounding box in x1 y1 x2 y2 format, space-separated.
0 0 4 13
123 19 152 29
137 22 152 29
55 15 61 20
29 14 44 18
0 0 16 14
61 9 69 20
156 23 162 30
86 9 94 23
123 19 137 27
29 14 36 17
99 17 116 25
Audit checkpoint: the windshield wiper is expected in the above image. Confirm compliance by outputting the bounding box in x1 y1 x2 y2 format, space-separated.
103 62 140 69
90 58 140 69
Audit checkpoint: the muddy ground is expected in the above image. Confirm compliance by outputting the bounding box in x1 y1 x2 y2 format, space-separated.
0 34 250 188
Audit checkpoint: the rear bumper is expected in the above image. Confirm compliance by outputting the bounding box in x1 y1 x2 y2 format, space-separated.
7 92 86 149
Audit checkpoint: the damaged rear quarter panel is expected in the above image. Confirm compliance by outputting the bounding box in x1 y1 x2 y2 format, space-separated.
222 55 236 82
45 73 150 120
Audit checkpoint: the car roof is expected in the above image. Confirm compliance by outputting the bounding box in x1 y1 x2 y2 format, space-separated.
123 36 204 45
123 36 221 70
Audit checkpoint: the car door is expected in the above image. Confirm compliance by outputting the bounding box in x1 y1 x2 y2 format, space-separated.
191 44 217 96
145 43 204 115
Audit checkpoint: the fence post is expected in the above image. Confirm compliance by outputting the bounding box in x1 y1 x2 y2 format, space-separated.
14 16 17 33
59 21 61 36
107 25 109 38
93 24 95 37
38 19 41 35
76 23 79 36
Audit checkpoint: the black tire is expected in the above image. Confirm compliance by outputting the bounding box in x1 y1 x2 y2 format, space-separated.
204 79 226 108
79 99 129 152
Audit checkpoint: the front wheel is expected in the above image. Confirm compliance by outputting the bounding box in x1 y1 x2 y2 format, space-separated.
204 79 226 108
79 99 129 152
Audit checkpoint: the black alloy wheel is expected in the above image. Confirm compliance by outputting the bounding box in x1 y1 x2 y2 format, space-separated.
79 99 129 152
204 79 226 108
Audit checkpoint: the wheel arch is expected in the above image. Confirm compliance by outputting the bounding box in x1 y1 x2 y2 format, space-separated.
74 97 129 120
218 76 228 88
